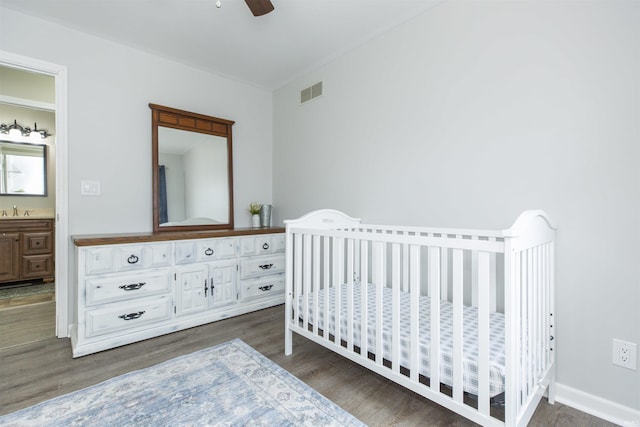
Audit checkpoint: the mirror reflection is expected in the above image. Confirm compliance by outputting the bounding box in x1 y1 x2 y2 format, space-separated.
158 127 229 226
0 140 47 196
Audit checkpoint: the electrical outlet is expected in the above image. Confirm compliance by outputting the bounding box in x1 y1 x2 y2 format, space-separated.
613 339 637 370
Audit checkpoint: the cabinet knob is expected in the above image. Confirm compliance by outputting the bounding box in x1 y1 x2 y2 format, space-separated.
204 248 214 256
262 243 269 250
258 284 273 291
127 255 139 264
258 263 274 270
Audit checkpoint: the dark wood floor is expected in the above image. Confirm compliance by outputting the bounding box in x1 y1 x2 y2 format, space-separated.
0 302 615 426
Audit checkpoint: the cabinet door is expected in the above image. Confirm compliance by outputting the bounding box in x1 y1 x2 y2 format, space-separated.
175 265 209 315
22 255 54 279
0 233 20 282
209 263 236 308
22 231 53 255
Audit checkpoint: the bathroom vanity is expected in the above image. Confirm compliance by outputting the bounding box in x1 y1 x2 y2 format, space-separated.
0 218 54 284
71 227 284 357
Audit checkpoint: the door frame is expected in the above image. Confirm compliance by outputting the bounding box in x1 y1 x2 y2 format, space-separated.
0 50 69 337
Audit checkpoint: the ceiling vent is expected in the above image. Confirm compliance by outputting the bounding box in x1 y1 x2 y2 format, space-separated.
300 81 323 104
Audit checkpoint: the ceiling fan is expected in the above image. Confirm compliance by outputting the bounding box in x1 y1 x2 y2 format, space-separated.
244 0 275 16
216 0 274 16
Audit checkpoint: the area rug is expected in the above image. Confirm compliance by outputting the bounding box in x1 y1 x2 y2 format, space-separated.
0 339 364 426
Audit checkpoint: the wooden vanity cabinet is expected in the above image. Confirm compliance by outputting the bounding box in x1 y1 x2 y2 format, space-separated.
0 219 54 284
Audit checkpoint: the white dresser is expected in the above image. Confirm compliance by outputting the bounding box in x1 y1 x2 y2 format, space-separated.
71 229 284 357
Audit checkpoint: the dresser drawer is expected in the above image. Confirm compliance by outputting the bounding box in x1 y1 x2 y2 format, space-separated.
85 295 172 338
239 254 285 279
175 238 236 264
85 243 171 274
85 269 172 306
239 234 285 256
238 275 284 301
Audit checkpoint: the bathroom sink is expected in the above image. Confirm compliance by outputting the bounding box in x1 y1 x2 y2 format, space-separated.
0 209 54 219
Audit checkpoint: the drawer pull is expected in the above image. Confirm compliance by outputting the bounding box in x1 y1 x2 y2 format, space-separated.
258 285 273 292
204 247 214 256
119 282 146 291
118 311 145 321
262 243 269 250
258 263 273 270
127 255 140 264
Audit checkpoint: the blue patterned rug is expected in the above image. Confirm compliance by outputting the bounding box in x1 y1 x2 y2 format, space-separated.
0 339 364 426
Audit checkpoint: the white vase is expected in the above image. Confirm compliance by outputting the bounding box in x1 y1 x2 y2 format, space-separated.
251 214 260 228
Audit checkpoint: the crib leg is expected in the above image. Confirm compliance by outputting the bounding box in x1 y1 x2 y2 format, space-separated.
547 379 556 404
285 327 293 356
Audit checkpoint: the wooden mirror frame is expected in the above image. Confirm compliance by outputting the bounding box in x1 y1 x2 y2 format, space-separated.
150 104 234 233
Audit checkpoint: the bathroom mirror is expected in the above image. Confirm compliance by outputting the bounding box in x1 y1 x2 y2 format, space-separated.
0 140 47 196
151 104 234 233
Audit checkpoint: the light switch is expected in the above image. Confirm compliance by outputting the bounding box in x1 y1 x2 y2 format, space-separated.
81 180 101 196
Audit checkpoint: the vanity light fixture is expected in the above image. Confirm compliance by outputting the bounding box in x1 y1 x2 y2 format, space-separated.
0 120 51 139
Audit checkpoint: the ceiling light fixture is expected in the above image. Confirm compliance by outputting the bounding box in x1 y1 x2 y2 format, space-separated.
216 0 221 8
0 120 51 139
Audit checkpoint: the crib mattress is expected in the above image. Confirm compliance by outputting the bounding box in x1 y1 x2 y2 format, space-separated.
297 283 506 397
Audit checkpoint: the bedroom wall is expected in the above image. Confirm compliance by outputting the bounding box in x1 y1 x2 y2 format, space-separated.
0 6 273 235
273 0 640 415
1 6 273 328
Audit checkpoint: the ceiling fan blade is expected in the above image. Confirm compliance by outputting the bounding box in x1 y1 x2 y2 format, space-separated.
245 0 274 16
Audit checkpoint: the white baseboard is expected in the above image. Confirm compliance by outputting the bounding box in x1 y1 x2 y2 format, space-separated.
555 383 640 426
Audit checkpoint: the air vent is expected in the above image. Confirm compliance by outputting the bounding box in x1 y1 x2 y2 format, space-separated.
300 81 323 104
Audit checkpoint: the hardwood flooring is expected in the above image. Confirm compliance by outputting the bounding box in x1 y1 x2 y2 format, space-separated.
0 303 615 426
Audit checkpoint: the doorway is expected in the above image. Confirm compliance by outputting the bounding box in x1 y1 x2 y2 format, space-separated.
0 51 69 338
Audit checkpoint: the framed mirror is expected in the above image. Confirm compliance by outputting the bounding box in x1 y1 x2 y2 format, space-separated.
150 104 234 233
0 140 47 196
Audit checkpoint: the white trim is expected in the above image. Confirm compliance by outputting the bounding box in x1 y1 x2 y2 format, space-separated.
555 383 640 426
0 50 69 338
0 94 56 111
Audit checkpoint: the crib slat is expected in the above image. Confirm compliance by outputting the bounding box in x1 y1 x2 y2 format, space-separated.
392 243 401 374
409 245 421 382
294 233 303 331
360 240 369 358
312 235 320 335
512 252 527 413
347 238 355 351
471 236 479 307
478 251 491 416
323 236 330 342
489 237 497 313
303 234 311 331
452 248 464 403
374 241 384 365
527 248 534 398
402 244 410 293
428 246 441 390
441 243 449 301
333 237 344 346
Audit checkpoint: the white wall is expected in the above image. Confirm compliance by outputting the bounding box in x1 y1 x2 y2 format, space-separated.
1 6 274 328
0 7 273 235
274 0 640 413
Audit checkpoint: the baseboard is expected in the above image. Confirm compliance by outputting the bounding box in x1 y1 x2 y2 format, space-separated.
555 383 640 426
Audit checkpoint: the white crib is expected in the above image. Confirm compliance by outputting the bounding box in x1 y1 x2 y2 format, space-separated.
284 210 556 427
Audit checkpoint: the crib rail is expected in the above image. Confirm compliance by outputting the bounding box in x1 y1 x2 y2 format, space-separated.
284 210 555 427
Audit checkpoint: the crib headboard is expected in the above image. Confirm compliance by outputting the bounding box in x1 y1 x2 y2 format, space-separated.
284 209 362 230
